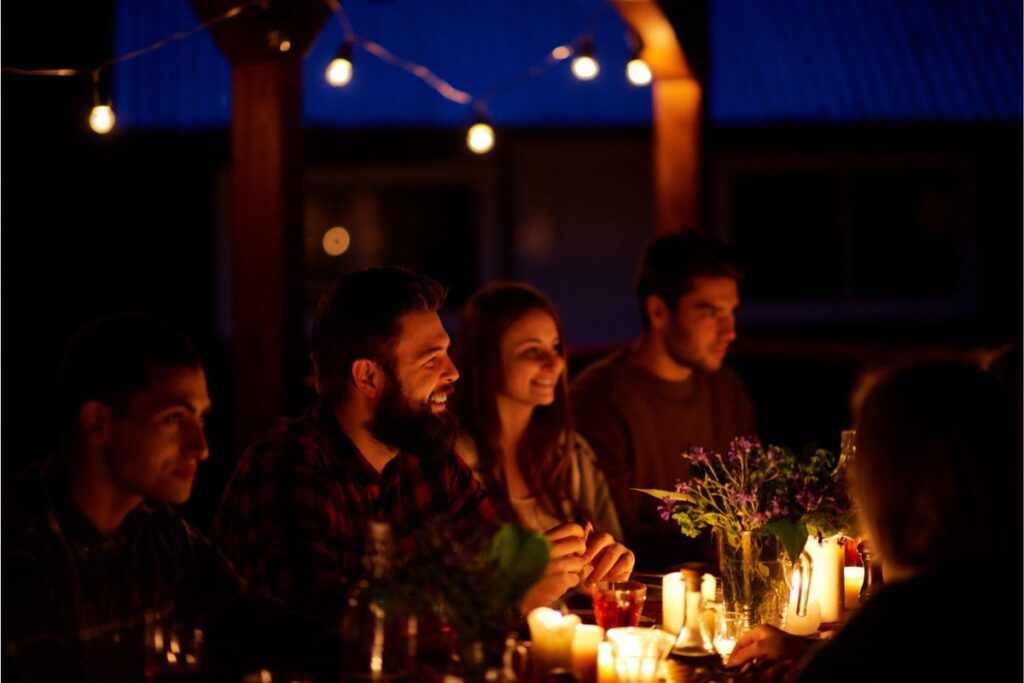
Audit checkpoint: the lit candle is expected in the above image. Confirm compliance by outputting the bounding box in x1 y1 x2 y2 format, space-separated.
783 596 821 636
597 642 615 683
571 624 605 683
844 567 864 610
661 572 684 634
805 535 845 623
701 574 717 602
606 628 672 683
527 608 580 674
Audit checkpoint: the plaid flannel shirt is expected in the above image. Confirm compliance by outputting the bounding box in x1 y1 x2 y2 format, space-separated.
2 459 250 682
211 400 496 619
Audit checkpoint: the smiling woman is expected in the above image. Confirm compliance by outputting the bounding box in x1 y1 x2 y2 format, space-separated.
452 282 634 609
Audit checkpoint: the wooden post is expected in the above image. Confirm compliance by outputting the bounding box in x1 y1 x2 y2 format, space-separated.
612 0 704 232
191 0 329 445
229 57 305 442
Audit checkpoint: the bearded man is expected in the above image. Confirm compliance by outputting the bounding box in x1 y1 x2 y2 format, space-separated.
212 268 501 620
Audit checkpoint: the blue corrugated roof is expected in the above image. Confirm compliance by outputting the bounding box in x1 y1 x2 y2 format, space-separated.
710 0 1023 124
112 0 1021 129
113 0 652 129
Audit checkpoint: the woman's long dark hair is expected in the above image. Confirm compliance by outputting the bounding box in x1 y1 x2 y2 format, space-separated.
453 283 581 522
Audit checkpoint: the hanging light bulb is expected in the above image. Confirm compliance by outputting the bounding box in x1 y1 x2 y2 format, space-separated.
626 57 652 86
571 37 599 81
89 70 115 134
326 42 354 86
89 105 116 134
466 111 495 154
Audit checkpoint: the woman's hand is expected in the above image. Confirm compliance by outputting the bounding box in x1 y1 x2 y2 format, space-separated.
520 523 587 612
728 624 811 667
580 531 634 587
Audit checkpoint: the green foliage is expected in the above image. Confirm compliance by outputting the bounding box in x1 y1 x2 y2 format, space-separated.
401 522 551 648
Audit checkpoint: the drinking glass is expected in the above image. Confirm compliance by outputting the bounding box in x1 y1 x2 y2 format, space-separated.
590 581 646 630
712 611 747 667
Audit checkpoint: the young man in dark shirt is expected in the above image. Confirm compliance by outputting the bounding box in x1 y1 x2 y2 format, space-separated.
571 231 757 569
2 314 315 682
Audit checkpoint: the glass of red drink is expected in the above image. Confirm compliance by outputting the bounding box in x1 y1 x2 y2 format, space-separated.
591 581 647 630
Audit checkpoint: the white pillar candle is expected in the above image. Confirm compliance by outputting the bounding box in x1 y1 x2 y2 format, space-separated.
843 567 864 610
783 596 821 636
527 607 580 674
701 574 717 602
661 572 684 634
597 642 615 683
805 535 845 623
571 624 605 683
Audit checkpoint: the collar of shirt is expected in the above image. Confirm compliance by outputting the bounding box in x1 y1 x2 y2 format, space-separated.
309 398 410 487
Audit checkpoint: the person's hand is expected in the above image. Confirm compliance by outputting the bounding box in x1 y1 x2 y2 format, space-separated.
580 532 634 587
728 624 811 667
520 523 587 612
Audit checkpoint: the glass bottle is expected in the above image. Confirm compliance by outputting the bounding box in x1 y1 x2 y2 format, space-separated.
670 568 715 657
340 521 416 681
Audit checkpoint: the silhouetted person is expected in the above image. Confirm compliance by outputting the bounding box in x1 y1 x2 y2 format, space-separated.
730 360 1022 682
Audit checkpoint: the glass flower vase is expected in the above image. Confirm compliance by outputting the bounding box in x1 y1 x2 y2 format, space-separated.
715 530 790 627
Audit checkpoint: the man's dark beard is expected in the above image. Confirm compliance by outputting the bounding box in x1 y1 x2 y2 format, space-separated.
367 368 458 460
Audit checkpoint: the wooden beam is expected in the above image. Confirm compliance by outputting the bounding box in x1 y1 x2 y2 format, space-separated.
191 0 329 444
229 57 305 442
612 0 703 232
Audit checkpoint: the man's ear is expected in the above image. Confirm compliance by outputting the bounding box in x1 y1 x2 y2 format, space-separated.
351 359 385 400
79 401 112 446
645 295 671 331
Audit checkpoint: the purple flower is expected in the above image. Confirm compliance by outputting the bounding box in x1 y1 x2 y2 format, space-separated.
736 435 760 451
796 489 816 508
684 446 711 468
750 511 771 526
675 480 692 495
658 496 675 521
732 491 756 507
765 446 783 465
770 496 791 516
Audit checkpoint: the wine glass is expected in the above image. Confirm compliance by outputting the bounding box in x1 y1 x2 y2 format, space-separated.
712 611 747 667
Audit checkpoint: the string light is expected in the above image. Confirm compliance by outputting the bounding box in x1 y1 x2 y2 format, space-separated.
325 42 353 86
466 110 495 154
571 36 599 81
322 226 351 255
623 29 651 87
89 105 115 134
4 1 649 148
626 57 652 86
89 70 115 134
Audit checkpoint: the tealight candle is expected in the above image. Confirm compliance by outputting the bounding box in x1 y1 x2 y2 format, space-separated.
662 572 684 634
571 624 605 683
606 628 673 683
527 607 580 674
844 567 864 609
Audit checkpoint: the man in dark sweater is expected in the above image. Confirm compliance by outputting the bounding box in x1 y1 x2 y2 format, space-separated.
3 314 322 682
571 231 757 569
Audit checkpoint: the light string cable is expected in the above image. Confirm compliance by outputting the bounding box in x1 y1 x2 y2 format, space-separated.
324 0 615 116
1 2 257 78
